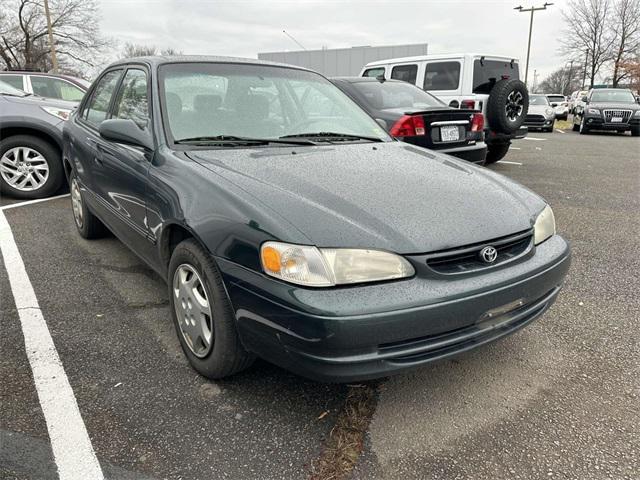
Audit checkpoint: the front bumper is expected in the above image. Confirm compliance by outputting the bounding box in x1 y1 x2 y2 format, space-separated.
583 114 640 130
218 235 571 382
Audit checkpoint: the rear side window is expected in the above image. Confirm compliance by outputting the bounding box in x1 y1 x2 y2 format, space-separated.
472 60 520 94
362 67 385 78
112 69 149 128
1 74 24 90
83 70 122 127
423 62 460 91
30 76 85 101
390 64 418 84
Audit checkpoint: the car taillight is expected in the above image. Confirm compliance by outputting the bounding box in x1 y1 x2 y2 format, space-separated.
470 113 484 132
389 115 426 137
460 99 475 110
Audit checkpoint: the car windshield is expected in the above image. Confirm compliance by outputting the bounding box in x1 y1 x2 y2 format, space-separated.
0 79 28 96
529 95 549 105
160 63 391 144
348 80 444 111
590 89 636 103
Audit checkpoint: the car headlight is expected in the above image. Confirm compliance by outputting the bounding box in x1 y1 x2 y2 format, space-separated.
534 205 556 245
634 110 640 117
545 108 554 116
587 108 600 115
260 241 415 287
41 106 73 120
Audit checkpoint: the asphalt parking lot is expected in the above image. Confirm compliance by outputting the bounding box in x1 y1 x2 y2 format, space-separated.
1 127 639 479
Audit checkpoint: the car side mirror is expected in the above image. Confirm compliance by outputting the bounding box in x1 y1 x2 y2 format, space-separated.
581 96 588 102
551 103 558 107
99 119 154 150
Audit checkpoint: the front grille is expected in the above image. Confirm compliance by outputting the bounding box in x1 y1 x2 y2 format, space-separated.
603 109 632 124
425 230 533 274
524 114 545 126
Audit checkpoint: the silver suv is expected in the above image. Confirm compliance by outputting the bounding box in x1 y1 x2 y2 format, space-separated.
360 53 529 163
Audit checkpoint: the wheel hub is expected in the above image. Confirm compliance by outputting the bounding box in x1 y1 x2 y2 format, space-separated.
0 146 49 191
173 264 214 358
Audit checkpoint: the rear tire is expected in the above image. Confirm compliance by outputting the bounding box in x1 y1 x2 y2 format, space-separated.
484 142 511 164
168 239 254 379
0 135 64 199
572 121 580 132
70 169 107 239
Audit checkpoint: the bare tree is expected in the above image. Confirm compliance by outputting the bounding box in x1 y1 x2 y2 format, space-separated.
0 0 107 74
539 65 585 95
610 0 640 86
122 42 183 58
561 0 615 88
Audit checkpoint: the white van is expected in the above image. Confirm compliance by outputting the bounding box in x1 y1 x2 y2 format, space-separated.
360 54 529 163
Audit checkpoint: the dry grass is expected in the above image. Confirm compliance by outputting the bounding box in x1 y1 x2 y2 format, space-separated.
309 383 378 480
555 119 574 130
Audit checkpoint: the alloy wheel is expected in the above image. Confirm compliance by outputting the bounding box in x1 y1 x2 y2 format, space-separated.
0 146 50 191
173 264 214 357
505 91 524 122
71 177 83 228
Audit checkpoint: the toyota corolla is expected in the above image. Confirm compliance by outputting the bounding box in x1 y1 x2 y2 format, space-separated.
63 56 570 382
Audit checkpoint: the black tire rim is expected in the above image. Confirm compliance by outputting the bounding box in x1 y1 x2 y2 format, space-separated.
505 91 524 122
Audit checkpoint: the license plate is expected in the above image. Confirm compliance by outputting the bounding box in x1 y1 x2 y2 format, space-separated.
441 125 459 142
611 117 623 122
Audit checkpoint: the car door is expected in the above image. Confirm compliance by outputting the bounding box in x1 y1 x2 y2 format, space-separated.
72 68 123 202
91 66 155 258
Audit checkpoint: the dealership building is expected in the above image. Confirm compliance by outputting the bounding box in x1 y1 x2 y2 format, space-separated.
258 43 429 76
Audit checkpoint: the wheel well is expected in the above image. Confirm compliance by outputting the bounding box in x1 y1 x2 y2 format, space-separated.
161 224 194 266
0 126 61 152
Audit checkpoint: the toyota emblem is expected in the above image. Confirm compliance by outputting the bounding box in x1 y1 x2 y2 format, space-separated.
480 246 498 263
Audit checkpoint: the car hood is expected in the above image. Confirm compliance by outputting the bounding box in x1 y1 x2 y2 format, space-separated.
528 104 554 116
589 102 639 111
2 94 77 109
188 142 546 254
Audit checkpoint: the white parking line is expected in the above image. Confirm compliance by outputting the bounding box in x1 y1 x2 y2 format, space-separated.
555 129 566 134
523 137 547 141
0 193 70 211
509 147 521 150
498 160 523 165
0 211 104 480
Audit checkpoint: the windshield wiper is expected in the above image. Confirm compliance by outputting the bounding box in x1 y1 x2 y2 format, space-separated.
280 132 384 142
174 135 316 146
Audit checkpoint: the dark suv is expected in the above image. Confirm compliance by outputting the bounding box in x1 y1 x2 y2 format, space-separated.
572 88 640 135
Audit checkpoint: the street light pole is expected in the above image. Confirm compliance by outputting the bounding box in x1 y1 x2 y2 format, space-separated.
43 0 59 73
514 3 554 87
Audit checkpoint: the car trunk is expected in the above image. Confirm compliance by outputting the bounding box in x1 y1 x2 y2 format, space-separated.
386 107 481 150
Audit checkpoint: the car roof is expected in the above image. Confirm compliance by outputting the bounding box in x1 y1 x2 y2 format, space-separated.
364 53 518 67
106 55 315 73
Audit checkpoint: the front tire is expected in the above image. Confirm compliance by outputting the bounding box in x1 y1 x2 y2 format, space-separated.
168 239 254 379
0 135 64 199
631 127 640 137
484 142 511 164
579 117 589 135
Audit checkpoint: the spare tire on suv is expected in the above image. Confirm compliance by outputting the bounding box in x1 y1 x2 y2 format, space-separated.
486 78 529 134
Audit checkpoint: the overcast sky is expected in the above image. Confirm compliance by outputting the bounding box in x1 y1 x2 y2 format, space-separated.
99 0 571 84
